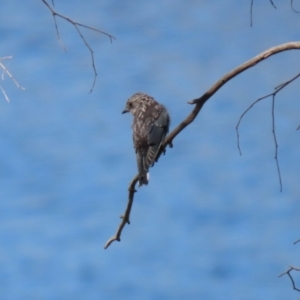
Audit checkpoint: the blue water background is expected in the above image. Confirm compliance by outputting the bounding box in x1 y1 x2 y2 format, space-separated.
0 1 300 299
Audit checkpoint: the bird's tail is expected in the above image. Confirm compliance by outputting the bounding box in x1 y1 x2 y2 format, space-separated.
136 149 149 186
138 171 149 186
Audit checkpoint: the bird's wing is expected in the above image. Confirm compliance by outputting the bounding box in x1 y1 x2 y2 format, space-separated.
145 109 169 169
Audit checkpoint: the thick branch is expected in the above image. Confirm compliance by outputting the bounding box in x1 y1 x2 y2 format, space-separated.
105 42 300 249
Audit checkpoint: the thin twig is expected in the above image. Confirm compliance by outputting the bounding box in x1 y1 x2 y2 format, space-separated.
294 238 300 244
250 0 254 27
236 93 271 155
41 0 116 93
104 175 139 249
105 42 300 249
291 0 300 13
0 56 25 102
279 266 300 292
269 0 277 9
236 72 300 191
271 95 282 191
0 59 25 90
250 0 276 27
0 85 10 103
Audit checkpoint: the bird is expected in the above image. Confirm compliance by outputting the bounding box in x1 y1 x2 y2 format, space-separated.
122 92 170 186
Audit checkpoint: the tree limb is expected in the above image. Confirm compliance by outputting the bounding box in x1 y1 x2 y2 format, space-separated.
105 41 300 249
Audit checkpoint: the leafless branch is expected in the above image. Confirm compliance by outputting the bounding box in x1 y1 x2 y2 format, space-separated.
236 72 300 191
271 95 282 191
104 175 139 249
105 41 300 249
41 0 116 93
0 56 25 103
279 266 300 292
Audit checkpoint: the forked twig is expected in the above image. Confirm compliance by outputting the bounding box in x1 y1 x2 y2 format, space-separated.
236 72 300 191
279 266 300 292
41 0 115 93
0 56 25 102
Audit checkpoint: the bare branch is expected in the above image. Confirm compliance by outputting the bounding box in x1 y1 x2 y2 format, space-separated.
279 266 300 292
41 0 116 93
0 56 25 102
104 175 139 249
236 72 300 191
105 42 300 248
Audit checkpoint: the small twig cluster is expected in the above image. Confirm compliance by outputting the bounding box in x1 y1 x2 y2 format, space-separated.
41 0 115 93
236 72 300 192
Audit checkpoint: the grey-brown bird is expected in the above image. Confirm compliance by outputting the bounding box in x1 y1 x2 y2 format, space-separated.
122 93 170 186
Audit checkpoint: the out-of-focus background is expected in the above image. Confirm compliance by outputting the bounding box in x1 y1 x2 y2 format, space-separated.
0 1 300 299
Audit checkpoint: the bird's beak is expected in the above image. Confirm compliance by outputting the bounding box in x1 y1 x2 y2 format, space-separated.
122 108 129 114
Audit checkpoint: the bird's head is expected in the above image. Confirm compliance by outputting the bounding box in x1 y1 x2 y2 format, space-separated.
122 93 150 115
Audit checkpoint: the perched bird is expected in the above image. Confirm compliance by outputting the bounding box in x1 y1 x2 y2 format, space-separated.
122 93 170 186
